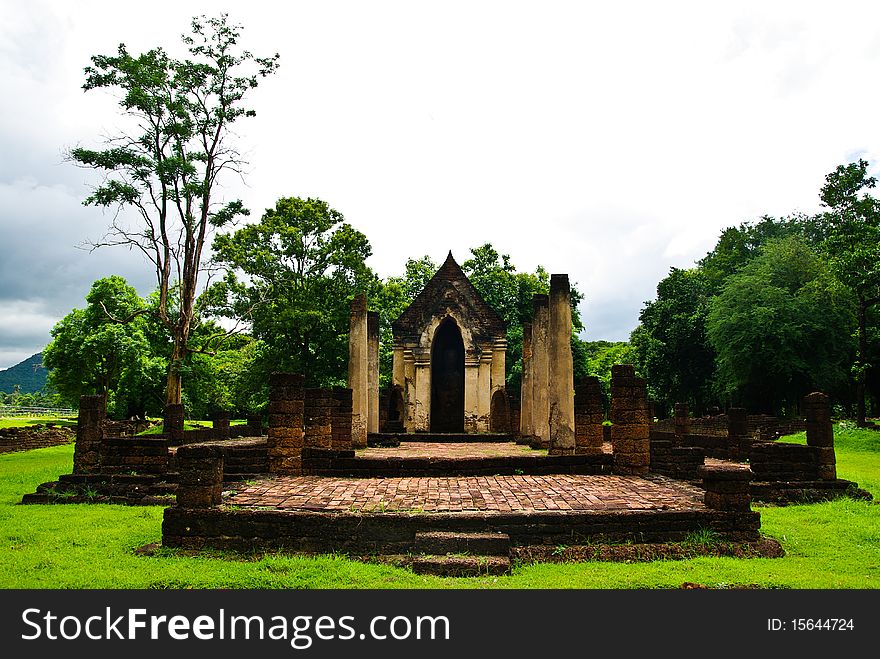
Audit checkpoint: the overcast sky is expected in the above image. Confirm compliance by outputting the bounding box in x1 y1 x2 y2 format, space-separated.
2 1 880 370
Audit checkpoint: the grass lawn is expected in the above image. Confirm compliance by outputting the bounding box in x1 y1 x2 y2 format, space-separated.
0 426 878 589
0 417 77 429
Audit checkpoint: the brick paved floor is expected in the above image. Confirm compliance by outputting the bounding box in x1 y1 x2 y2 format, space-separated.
227 473 706 513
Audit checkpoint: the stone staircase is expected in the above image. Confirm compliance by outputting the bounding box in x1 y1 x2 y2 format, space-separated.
411 531 512 577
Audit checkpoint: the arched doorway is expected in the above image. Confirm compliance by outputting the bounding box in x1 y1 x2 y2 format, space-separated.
430 317 465 432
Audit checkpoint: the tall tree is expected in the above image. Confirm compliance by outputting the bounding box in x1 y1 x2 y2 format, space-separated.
818 158 880 425
69 14 279 405
706 236 856 414
209 196 376 387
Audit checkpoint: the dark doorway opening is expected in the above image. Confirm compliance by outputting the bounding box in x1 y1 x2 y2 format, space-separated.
430 317 465 432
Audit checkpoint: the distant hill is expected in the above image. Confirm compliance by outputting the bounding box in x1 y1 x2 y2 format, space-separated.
0 353 49 393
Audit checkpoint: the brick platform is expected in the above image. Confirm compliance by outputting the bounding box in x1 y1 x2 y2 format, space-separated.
227 473 706 513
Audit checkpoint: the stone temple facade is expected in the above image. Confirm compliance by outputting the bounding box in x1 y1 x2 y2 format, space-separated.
392 252 507 433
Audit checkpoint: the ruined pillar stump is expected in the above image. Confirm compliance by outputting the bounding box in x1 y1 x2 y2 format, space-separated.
176 444 224 509
531 294 550 448
727 407 749 460
700 466 753 512
805 391 836 480
610 365 650 475
267 372 305 474
348 294 369 448
575 377 604 455
673 403 689 447
212 410 231 440
73 394 105 474
163 404 185 445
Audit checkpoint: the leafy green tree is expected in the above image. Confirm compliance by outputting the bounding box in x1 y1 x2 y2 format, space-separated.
69 15 279 406
706 236 856 414
629 267 716 415
43 276 165 418
582 340 635 414
818 158 880 424
209 196 377 387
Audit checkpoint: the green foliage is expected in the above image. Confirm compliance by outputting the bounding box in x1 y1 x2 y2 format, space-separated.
70 15 279 404
582 341 635 413
42 276 165 418
707 236 856 413
210 197 378 390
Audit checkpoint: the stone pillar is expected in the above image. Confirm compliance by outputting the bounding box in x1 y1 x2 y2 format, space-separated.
73 394 105 474
804 392 836 480
574 377 604 454
477 352 492 432
699 465 753 512
176 444 224 509
519 322 534 442
727 407 749 460
464 355 480 433
531 294 550 448
367 311 380 434
331 387 353 450
163 404 185 445
392 342 405 388
212 410 231 440
673 403 690 447
413 351 431 432
267 372 305 474
348 294 369 448
246 414 263 437
548 274 575 455
491 339 507 393
403 349 416 432
610 364 650 475
304 388 333 449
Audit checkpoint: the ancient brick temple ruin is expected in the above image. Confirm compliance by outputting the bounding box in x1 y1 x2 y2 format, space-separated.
21 252 872 576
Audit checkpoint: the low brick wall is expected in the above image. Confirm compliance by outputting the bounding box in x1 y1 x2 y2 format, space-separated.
99 436 170 474
162 506 761 553
0 426 74 454
749 441 823 481
650 439 704 480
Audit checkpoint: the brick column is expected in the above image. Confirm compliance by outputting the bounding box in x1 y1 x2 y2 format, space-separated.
610 365 650 475
367 311 380 435
804 392 836 480
727 407 749 460
699 466 752 511
267 372 305 474
176 444 224 508
331 387 353 450
348 295 369 447
163 404 185 445
574 377 604 454
212 411 231 440
73 394 105 474
305 387 333 449
531 294 550 448
673 403 690 447
549 274 575 455
519 321 534 443
246 414 263 437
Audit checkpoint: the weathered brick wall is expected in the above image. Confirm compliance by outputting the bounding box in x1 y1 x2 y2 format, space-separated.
305 388 333 449
99 437 170 475
73 395 105 473
650 438 704 480
163 404 185 445
610 365 650 475
0 426 74 454
749 442 823 481
331 387 353 450
574 376 604 455
267 372 305 474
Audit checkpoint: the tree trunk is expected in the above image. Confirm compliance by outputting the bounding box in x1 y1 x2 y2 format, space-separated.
165 340 184 406
857 298 868 427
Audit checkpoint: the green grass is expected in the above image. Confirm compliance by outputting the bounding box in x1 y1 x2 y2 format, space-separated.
1 425 878 589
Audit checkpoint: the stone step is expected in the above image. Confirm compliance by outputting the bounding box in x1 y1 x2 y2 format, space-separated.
411 555 511 577
414 531 511 556
371 432 515 444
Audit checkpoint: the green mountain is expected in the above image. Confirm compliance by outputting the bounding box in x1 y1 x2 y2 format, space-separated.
0 353 48 394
